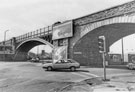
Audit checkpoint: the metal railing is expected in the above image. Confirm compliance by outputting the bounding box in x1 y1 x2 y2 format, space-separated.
0 39 13 46
15 26 53 43
0 25 53 46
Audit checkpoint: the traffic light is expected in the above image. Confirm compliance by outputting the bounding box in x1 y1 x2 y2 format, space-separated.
98 36 106 53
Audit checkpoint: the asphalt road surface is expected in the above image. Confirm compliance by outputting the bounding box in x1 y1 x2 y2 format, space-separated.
0 62 99 92
0 62 134 92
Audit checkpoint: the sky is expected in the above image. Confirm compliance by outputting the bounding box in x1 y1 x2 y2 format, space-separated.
110 34 135 54
0 0 134 53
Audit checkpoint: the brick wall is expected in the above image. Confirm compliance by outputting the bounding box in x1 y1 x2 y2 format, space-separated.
69 23 135 67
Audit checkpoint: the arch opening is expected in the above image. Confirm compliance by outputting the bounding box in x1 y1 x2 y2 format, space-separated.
14 38 54 61
72 23 135 66
110 34 135 64
28 45 53 60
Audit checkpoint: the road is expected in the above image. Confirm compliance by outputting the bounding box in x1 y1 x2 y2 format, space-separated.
0 62 98 92
0 62 134 92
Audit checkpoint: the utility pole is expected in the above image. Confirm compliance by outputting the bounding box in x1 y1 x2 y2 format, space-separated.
121 38 124 63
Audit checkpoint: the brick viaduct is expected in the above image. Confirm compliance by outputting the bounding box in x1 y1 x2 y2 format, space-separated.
1 0 135 67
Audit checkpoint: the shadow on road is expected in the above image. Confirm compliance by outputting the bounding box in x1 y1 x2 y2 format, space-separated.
44 69 90 73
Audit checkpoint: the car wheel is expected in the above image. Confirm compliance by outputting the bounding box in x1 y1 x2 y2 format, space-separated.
70 66 76 71
47 66 52 71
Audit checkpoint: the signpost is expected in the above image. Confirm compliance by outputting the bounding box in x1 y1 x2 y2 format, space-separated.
98 36 109 81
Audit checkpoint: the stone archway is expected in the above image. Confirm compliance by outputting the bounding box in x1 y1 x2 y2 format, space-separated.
72 23 135 66
14 38 54 61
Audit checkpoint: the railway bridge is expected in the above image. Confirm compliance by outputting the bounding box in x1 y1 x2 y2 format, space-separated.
1 1 135 66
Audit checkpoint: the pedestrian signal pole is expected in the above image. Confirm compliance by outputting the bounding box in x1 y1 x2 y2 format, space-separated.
98 36 108 81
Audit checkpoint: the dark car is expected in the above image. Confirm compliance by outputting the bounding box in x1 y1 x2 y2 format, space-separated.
127 63 135 70
30 58 39 62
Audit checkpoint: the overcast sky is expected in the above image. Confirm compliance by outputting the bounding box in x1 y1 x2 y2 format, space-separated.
0 0 134 54
0 0 133 41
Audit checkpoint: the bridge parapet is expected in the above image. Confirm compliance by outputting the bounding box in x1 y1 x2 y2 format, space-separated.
0 26 53 46
15 26 53 43
0 25 53 56
75 0 135 26
0 38 15 45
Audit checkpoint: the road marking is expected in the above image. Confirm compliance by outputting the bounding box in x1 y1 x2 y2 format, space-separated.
71 72 89 78
0 78 7 82
72 72 99 78
79 72 99 77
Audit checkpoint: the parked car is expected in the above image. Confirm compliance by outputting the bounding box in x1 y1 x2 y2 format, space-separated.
42 59 80 71
127 63 135 70
30 58 39 62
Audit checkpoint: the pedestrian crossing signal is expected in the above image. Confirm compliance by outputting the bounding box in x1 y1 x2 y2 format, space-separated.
98 36 106 53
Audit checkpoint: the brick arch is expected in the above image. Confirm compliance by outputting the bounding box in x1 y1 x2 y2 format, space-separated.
14 38 54 61
72 23 135 66
71 15 135 49
16 38 54 50
80 15 135 38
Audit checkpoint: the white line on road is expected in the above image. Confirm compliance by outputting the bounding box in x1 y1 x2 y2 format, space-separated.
79 72 99 77
72 72 99 78
71 72 89 78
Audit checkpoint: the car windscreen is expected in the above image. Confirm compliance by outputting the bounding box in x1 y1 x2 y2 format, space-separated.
68 59 76 63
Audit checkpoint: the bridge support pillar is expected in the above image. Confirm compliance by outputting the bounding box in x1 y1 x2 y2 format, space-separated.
13 52 28 61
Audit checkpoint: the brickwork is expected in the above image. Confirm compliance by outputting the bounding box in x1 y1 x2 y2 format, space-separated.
69 23 135 67
1 0 135 64
0 54 14 61
14 37 53 61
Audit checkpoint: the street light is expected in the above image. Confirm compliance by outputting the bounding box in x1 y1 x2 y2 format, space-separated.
4 30 9 61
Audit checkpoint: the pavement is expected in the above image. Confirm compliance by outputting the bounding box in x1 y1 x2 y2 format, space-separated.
34 63 135 92
36 63 135 92
58 66 135 92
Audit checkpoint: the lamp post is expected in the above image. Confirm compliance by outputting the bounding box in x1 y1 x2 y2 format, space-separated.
4 30 9 61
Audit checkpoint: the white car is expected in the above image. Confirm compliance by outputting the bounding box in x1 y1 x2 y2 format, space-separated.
127 63 135 70
42 59 80 71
